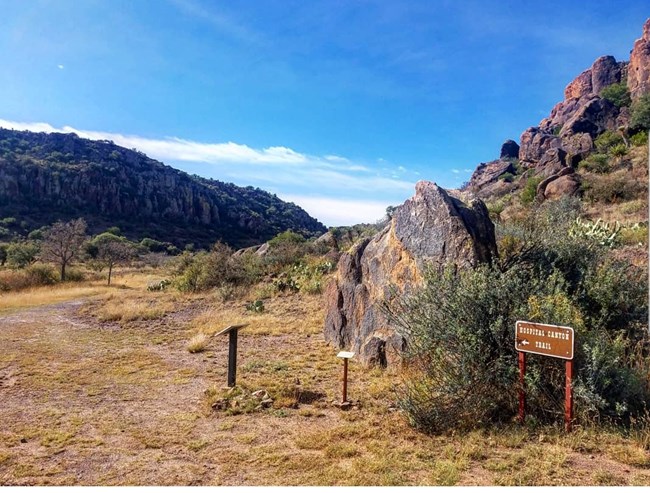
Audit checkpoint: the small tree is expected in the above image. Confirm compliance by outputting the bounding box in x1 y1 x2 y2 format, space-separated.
91 232 136 285
6 242 39 268
41 219 87 281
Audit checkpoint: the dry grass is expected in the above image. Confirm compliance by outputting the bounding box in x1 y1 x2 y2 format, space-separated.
95 296 175 322
1 279 650 486
187 333 210 353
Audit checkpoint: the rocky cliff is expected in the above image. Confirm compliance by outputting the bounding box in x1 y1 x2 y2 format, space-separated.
467 18 650 201
0 128 326 248
324 181 497 366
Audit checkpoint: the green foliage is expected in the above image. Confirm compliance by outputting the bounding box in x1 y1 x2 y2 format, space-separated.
0 243 7 266
595 131 625 154
0 217 17 227
552 125 563 136
630 94 650 132
499 172 515 183
568 217 621 248
600 82 631 108
272 260 334 295
268 230 305 247
386 200 649 432
245 300 265 313
6 242 39 268
582 171 645 204
520 176 543 205
609 143 628 158
579 154 610 173
630 131 649 147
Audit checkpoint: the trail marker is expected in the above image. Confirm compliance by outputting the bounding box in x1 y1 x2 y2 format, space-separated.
215 324 249 387
337 351 355 405
515 321 575 432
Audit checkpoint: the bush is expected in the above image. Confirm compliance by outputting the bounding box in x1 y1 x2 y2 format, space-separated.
579 154 610 173
630 131 649 147
499 172 515 183
520 176 543 205
187 333 210 353
630 94 650 132
386 201 649 432
582 170 645 204
600 82 631 108
6 242 39 268
0 263 57 291
595 131 625 154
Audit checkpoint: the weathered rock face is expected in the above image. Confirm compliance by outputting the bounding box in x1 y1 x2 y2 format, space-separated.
500 140 520 159
466 159 515 198
324 181 497 366
563 56 624 100
519 127 562 166
628 18 650 99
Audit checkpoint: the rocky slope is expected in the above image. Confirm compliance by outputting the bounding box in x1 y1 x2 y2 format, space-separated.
0 128 326 248
324 181 497 366
467 18 650 201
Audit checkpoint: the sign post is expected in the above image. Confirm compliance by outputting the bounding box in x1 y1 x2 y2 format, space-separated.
337 351 355 405
215 324 249 387
515 321 575 431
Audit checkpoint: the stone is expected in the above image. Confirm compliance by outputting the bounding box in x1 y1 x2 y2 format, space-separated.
536 167 581 201
559 96 619 139
324 181 497 366
628 18 650 99
591 56 623 95
564 69 593 100
466 159 516 198
500 139 520 159
519 127 562 166
535 148 567 177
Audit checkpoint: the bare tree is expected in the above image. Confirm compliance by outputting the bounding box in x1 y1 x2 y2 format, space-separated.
94 233 136 285
41 218 87 281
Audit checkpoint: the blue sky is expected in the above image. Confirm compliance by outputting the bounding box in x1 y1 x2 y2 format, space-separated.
0 1 647 225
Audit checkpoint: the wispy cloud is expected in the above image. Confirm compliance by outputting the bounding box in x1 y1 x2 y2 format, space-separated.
0 119 416 217
280 195 390 226
57 64 64 69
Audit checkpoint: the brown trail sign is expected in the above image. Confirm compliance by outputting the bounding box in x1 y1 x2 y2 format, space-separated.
515 321 575 432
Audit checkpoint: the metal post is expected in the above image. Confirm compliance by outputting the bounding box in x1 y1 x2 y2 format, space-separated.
565 359 574 432
342 357 349 403
227 328 238 387
518 351 526 424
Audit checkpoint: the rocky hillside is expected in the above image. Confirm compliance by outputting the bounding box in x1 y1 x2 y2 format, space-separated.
0 128 326 248
466 18 650 210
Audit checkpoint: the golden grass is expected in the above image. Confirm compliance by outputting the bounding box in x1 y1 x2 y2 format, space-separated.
187 333 210 353
96 296 175 322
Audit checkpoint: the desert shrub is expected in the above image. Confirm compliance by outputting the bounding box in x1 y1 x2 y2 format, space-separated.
25 264 58 285
386 200 649 432
630 94 650 132
619 223 648 246
499 172 515 183
0 263 58 291
609 143 628 158
265 230 310 270
600 82 631 108
272 259 334 295
582 171 645 203
579 154 610 173
0 243 7 266
630 131 649 147
6 242 39 268
595 131 625 154
245 300 265 313
520 176 543 205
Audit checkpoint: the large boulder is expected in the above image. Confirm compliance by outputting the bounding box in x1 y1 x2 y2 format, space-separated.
519 127 562 166
628 18 650 99
323 181 497 366
466 159 516 198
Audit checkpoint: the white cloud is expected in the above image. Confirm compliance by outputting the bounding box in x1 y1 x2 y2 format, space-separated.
451 168 460 174
0 118 415 197
57 64 64 69
280 195 390 226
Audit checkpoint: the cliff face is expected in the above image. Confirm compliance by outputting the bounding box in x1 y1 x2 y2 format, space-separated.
323 181 497 366
467 18 650 201
0 129 326 247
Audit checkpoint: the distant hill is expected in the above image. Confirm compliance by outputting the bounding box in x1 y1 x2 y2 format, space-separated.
0 128 326 248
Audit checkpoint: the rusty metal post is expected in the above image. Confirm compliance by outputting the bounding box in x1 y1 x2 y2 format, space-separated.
342 357 349 403
227 328 238 387
518 351 526 424
565 359 574 432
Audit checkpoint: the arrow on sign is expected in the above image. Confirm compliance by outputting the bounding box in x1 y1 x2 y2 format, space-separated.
519 339 530 346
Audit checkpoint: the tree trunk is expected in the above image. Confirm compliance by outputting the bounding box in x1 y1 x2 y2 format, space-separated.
61 261 66 282
107 264 113 286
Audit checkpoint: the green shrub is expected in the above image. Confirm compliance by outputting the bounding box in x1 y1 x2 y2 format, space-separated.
245 300 265 313
582 171 645 204
630 94 650 132
630 131 649 147
520 176 542 205
386 201 649 432
600 82 631 108
25 264 58 285
609 143 628 158
6 242 39 268
595 130 625 154
499 172 515 183
579 154 610 173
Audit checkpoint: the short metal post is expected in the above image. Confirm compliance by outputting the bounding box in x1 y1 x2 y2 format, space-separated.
518 351 526 424
565 359 574 432
227 329 238 387
342 357 349 403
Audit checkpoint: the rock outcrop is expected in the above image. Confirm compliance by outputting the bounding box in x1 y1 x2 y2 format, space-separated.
628 19 650 99
0 128 326 248
324 181 497 366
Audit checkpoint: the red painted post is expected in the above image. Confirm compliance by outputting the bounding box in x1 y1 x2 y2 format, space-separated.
518 351 526 424
342 357 349 403
565 359 574 432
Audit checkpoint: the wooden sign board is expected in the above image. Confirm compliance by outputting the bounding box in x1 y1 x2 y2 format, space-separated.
337 351 355 359
214 323 249 337
515 321 574 360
